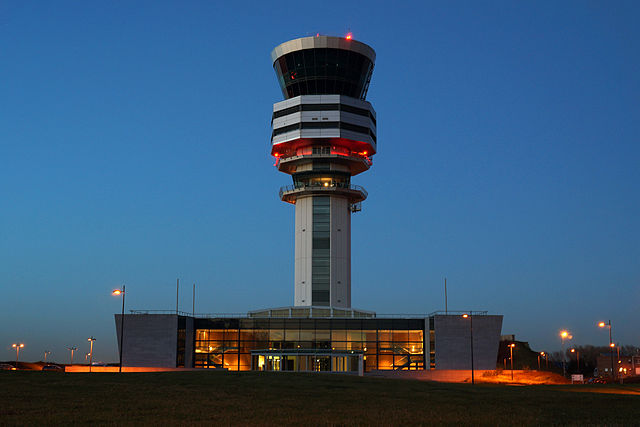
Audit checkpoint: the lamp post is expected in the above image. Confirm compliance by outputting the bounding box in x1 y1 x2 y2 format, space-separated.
508 343 516 381
12 343 24 364
560 330 572 377
113 285 126 373
87 337 96 373
570 348 580 372
538 352 545 371
598 321 615 381
67 346 78 365
462 313 474 384
44 350 51 363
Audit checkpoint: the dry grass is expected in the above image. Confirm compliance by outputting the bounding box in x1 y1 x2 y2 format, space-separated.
479 370 569 384
1 371 639 425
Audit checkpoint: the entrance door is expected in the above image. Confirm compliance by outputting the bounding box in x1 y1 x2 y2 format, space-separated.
266 356 281 371
314 356 331 371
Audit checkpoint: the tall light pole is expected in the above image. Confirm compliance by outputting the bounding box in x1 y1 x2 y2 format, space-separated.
44 350 51 363
67 346 77 365
87 337 96 373
598 321 615 380
462 313 474 384
560 330 571 377
12 343 24 364
113 285 126 373
570 348 580 372
509 343 516 381
538 352 545 371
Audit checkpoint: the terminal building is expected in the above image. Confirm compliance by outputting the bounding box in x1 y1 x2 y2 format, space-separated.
114 35 503 373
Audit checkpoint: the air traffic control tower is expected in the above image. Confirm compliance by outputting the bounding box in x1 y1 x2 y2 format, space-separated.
270 36 377 309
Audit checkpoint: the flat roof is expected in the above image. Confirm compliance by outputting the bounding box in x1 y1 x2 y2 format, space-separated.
271 36 376 65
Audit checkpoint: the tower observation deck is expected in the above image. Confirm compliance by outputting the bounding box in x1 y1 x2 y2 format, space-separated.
270 36 377 308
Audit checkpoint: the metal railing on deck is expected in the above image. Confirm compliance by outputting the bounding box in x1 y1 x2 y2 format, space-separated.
279 183 367 199
126 309 491 319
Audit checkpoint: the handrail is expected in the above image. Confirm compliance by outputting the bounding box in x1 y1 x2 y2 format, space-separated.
278 153 372 166
126 309 491 319
279 183 367 199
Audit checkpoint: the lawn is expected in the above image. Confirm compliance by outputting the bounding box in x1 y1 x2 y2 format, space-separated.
1 371 638 425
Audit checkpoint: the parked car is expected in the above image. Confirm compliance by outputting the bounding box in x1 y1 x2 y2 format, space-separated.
0 363 16 371
42 364 64 372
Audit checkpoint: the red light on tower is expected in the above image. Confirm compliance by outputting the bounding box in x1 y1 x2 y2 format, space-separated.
346 33 352 40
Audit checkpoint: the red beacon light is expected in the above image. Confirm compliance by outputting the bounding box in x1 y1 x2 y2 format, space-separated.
345 33 352 40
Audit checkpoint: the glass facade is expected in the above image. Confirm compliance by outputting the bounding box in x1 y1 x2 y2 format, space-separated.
312 196 331 306
273 48 374 100
193 318 425 372
292 173 351 191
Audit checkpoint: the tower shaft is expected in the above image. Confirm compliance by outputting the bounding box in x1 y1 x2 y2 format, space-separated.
294 195 351 307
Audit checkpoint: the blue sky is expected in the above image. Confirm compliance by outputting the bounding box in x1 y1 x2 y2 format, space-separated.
1 1 638 363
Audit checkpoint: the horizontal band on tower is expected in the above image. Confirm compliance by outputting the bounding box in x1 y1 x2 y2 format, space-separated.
272 103 376 125
272 121 376 143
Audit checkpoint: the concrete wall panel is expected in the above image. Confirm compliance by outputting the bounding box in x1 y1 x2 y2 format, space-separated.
114 314 178 367
434 314 503 370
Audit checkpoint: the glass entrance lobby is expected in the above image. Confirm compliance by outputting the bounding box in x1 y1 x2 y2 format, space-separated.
252 349 363 374
194 317 425 372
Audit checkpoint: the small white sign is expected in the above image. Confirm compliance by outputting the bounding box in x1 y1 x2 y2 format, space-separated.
571 374 584 383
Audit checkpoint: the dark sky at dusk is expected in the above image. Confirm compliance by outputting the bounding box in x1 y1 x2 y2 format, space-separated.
1 1 638 363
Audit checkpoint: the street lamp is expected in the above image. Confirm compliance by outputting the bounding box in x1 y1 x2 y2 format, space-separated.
12 343 25 364
87 337 96 373
67 346 78 365
508 343 516 381
538 351 545 371
44 350 51 363
559 330 572 377
462 313 474 385
570 348 580 372
113 285 126 373
598 320 615 380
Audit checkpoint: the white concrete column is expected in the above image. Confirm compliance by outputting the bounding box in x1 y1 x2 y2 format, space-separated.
294 196 313 306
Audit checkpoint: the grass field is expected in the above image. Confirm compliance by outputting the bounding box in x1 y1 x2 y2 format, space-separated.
1 371 639 425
